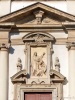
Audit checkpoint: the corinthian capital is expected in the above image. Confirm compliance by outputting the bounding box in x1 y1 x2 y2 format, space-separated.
66 42 75 50
0 43 10 51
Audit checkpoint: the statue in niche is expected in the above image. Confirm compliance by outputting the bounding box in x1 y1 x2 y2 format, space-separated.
55 57 60 72
31 52 46 77
17 58 22 72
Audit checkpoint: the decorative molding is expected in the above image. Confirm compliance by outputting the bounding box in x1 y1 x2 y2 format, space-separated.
66 42 75 50
0 43 10 51
11 69 66 100
22 32 55 43
0 2 75 23
50 70 65 83
11 70 27 84
17 58 22 72
8 38 67 45
11 69 65 84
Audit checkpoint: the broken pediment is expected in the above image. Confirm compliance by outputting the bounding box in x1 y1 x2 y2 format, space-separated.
11 69 65 84
50 70 65 83
11 70 27 83
0 2 75 25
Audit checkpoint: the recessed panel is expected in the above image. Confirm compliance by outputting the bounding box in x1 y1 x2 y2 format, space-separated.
31 47 47 77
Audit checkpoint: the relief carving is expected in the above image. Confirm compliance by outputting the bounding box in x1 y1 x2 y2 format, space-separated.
31 52 47 77
34 34 44 42
43 17 50 23
34 10 44 24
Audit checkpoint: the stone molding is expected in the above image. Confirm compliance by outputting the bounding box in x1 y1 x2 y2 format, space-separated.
0 2 75 22
11 70 27 84
11 69 65 100
66 42 75 50
23 32 55 43
0 2 75 33
50 70 65 82
7 38 67 45
0 43 9 51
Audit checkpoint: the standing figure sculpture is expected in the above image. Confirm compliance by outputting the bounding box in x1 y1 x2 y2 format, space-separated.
31 52 46 76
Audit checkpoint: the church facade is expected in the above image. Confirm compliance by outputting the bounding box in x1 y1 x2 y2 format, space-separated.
0 1 75 100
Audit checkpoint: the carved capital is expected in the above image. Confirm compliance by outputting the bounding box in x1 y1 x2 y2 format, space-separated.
66 42 75 50
0 43 10 51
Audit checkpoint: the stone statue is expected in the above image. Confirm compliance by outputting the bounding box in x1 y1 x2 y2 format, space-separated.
17 58 22 72
54 57 60 72
31 52 46 76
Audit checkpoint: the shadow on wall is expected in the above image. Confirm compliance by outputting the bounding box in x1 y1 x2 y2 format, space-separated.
9 29 20 42
9 30 20 37
9 29 20 54
9 47 15 54
63 77 68 85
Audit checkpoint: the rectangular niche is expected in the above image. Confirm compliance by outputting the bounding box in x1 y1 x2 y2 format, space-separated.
30 46 47 78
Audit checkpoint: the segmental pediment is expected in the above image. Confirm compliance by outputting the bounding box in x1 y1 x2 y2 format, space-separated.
22 32 55 42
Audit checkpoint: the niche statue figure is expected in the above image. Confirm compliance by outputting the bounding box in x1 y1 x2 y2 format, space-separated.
31 52 46 77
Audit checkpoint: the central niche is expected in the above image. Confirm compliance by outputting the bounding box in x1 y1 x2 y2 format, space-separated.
31 46 47 77
23 32 55 84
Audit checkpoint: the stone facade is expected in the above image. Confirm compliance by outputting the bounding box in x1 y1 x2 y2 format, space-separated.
0 1 75 100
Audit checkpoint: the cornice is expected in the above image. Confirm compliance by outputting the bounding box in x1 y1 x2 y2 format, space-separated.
0 22 75 31
0 2 75 22
7 38 67 45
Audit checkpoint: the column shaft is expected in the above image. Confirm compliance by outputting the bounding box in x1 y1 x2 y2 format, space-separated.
0 45 8 100
68 45 75 98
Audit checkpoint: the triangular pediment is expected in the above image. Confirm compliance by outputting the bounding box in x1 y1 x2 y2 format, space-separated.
0 2 75 26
